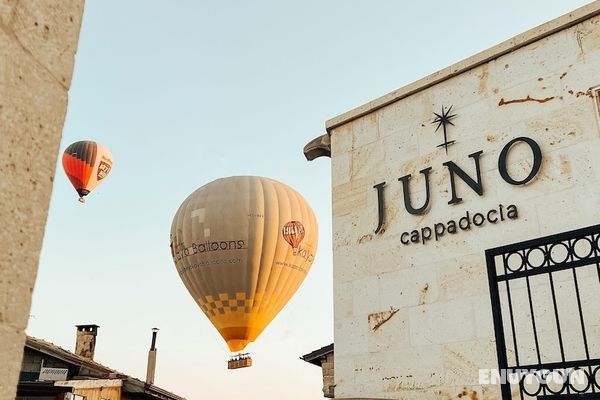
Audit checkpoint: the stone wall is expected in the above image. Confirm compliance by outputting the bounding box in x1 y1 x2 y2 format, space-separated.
321 353 335 398
330 4 600 399
0 1 84 399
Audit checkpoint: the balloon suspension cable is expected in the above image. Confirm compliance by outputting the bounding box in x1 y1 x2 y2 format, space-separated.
78 197 85 203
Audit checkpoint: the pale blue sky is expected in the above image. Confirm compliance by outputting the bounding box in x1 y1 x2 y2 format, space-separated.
28 1 591 399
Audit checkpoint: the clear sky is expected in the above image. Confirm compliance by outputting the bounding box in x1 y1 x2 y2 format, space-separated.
28 1 592 399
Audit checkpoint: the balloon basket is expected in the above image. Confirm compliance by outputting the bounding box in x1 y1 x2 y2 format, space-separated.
228 353 252 369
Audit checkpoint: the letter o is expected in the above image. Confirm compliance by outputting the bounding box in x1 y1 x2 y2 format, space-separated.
473 213 485 226
498 137 542 185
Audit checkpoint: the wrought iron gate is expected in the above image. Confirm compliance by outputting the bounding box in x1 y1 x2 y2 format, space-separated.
486 225 600 399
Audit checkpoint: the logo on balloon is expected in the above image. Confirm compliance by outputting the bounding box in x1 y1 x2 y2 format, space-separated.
97 159 112 180
282 221 305 255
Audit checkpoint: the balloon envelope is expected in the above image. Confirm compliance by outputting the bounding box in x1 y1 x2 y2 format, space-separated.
62 140 113 202
170 176 318 352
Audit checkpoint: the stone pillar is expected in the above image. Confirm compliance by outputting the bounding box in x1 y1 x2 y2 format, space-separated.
0 1 84 399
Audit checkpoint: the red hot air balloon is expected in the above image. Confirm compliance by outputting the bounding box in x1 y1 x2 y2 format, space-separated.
282 221 305 255
62 140 113 203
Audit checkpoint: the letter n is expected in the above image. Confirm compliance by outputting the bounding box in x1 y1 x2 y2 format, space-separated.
443 150 484 205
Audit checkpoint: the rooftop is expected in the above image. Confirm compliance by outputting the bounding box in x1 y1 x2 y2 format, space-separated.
25 335 186 400
300 343 333 367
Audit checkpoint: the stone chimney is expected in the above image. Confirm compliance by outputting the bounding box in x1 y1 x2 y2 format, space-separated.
146 328 159 385
75 324 99 360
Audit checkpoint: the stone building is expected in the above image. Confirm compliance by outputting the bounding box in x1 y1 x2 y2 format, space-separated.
306 2 600 399
301 344 335 398
16 325 185 400
0 1 84 399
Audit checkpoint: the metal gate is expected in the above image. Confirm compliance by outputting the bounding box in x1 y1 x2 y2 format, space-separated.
486 225 600 399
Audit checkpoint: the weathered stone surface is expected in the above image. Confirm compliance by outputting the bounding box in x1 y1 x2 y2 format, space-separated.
0 324 23 400
0 1 84 398
330 5 600 399
6 0 84 88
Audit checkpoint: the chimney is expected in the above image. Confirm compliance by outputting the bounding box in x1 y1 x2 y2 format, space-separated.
146 328 159 385
75 324 99 360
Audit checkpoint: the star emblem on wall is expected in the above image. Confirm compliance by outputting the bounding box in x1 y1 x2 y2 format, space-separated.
432 105 457 154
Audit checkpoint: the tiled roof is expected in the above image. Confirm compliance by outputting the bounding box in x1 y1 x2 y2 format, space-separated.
301 343 333 366
25 335 186 400
25 336 118 375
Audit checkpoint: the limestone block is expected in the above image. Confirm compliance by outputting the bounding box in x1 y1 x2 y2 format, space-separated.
534 185 600 234
351 140 384 181
490 30 575 91
334 281 354 318
381 130 420 169
335 242 391 283
378 346 444 394
332 178 368 217
332 150 352 186
441 339 497 387
379 266 438 310
352 275 380 316
409 299 476 346
367 307 409 353
377 92 433 140
436 254 488 302
574 15 600 54
351 112 379 149
472 295 495 339
8 0 84 88
333 213 358 248
351 353 385 395
435 385 485 400
335 316 368 357
331 123 353 156
334 354 355 398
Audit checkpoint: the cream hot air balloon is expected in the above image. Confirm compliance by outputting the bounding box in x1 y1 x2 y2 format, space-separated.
170 176 318 368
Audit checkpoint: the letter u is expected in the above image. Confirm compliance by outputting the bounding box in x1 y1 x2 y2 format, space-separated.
398 167 432 215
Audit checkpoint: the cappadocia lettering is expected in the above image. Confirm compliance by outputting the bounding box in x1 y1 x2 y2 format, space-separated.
400 204 518 246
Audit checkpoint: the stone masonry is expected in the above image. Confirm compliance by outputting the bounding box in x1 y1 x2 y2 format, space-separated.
322 352 335 398
0 1 84 399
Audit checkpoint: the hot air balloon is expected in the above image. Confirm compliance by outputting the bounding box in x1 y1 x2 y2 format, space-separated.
62 140 113 203
170 176 318 368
